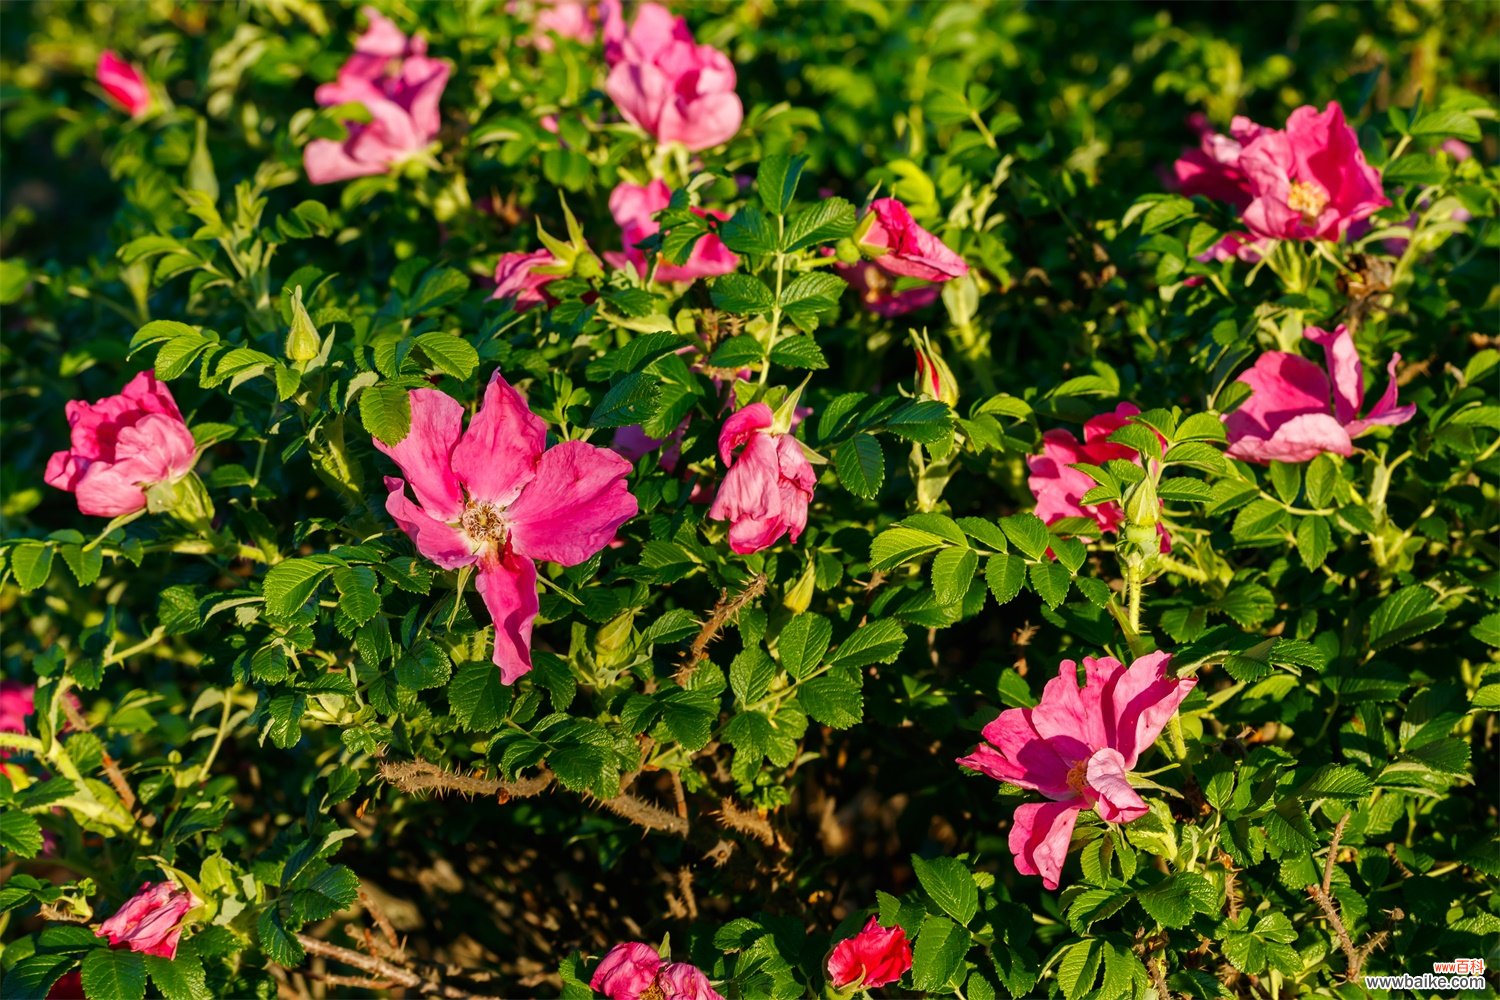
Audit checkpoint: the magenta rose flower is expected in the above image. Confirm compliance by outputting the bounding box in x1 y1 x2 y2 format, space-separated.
0 680 36 741
708 403 816 554
96 51 151 118
45 372 198 518
96 882 197 959
958 652 1196 889
375 372 636 683
602 2 743 151
834 261 942 316
1027 403 1166 545
1239 102 1389 242
492 250 561 311
590 942 724 1000
303 7 450 184
1171 113 1267 210
826 916 913 990
854 198 969 282
1225 324 1416 464
606 179 738 283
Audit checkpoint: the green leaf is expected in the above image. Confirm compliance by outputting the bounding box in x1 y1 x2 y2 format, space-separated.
710 273 775 314
1055 939 1104 1000
870 526 950 570
910 913 970 993
0 810 43 857
1175 412 1227 442
359 384 412 446
334 567 380 627
778 614 832 679
757 153 805 215
779 272 846 331
828 619 906 669
718 206 778 255
1137 195 1195 235
1369 586 1446 651
1295 516 1332 570
799 674 863 728
396 640 452 690
1137 872 1216 928
730 647 775 705
931 547 978 605
143 955 212 1000
262 559 334 617
5 954 77 1000
885 400 954 444
769 335 828 370
783 197 856 252
0 259 30 304
449 658 513 731
406 267 469 315
11 542 53 593
708 334 764 369
911 855 978 925
263 694 306 749
1028 561 1071 608
296 865 360 922
82 949 147 1000
1304 453 1338 508
1268 462 1301 505
835 434 884 498
999 514 1050 561
257 907 304 967
590 372 662 428
985 553 1027 605
415 333 479 380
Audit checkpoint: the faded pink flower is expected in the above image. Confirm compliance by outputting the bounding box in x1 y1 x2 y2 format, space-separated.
96 51 151 118
959 652 1195 889
492 250 560 311
834 261 941 316
533 0 597 49
1171 113 1267 210
854 199 968 282
827 916 913 990
376 372 636 683
1027 403 1165 544
45 372 197 518
1225 324 1415 464
304 7 450 184
606 179 738 283
1240 102 1389 242
603 2 742 151
708 403 816 554
591 942 724 1000
96 882 196 959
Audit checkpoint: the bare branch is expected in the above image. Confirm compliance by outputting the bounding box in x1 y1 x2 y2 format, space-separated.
677 574 767 683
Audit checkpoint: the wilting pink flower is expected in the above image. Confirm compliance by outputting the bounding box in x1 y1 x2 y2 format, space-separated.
1027 403 1165 544
532 0 598 49
708 403 815 554
834 261 941 316
854 199 968 282
304 7 450 184
607 179 738 283
1225 324 1415 464
492 250 560 311
602 2 742 151
45 372 197 518
827 916 913 990
1171 113 1267 210
96 52 151 118
959 652 1195 889
377 372 636 683
96 882 196 959
1239 102 1388 242
591 943 724 1000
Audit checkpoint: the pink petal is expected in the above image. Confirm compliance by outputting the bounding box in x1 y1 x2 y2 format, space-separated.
1029 659 1108 760
960 706 1074 796
1009 799 1083 890
506 441 638 566
1083 747 1148 823
371 388 465 521
657 963 725 1000
72 464 149 517
452 372 547 508
1097 651 1195 768
590 943 662 1000
304 138 390 184
382 477 474 570
1227 412 1353 464
112 413 197 484
1223 351 1332 457
718 403 773 465
476 551 539 685
1347 354 1416 435
1304 325 1363 425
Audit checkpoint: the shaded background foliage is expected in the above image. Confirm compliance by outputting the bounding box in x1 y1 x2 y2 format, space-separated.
1 1 1496 998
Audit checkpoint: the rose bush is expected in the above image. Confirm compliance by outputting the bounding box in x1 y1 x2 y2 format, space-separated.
1 2 1496 999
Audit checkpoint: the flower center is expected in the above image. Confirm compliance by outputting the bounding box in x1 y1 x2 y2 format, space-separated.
1066 757 1090 795
1286 180 1329 225
640 981 667 1000
460 501 507 543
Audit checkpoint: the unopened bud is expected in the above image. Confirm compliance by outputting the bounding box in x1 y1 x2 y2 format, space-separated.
594 610 635 662
783 560 816 614
833 238 862 264
285 285 321 362
1123 476 1160 531
913 342 959 408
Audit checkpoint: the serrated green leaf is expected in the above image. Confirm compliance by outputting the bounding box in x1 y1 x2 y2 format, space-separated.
985 553 1027 605
82 948 146 1000
836 434 884 498
911 854 978 925
262 559 333 617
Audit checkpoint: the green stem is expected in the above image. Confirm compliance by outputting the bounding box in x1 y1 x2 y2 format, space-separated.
758 216 788 386
1166 715 1189 761
196 692 237 785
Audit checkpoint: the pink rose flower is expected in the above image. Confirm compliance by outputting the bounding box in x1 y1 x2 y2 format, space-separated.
96 51 151 118
590 942 724 1000
834 261 942 316
1224 324 1416 464
533 0 598 49
492 250 560 311
602 2 743 151
96 882 197 959
854 199 968 282
303 7 450 184
1171 113 1267 210
375 372 636 683
0 680 36 739
1239 102 1389 242
958 652 1195 889
1027 403 1165 546
606 179 738 283
826 916 913 990
45 372 197 518
708 403 816 554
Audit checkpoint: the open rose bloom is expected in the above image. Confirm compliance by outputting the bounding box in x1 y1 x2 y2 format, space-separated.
376 372 636 683
959 652 1195 889
1171 113 1266 210
603 2 742 151
1240 102 1388 241
708 403 815 554
96 51 151 118
826 916 913 990
591 942 724 1000
1027 403 1165 549
854 198 969 282
45 372 197 518
304 7 450 184
1225 324 1416 464
607 179 738 283
96 882 196 959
